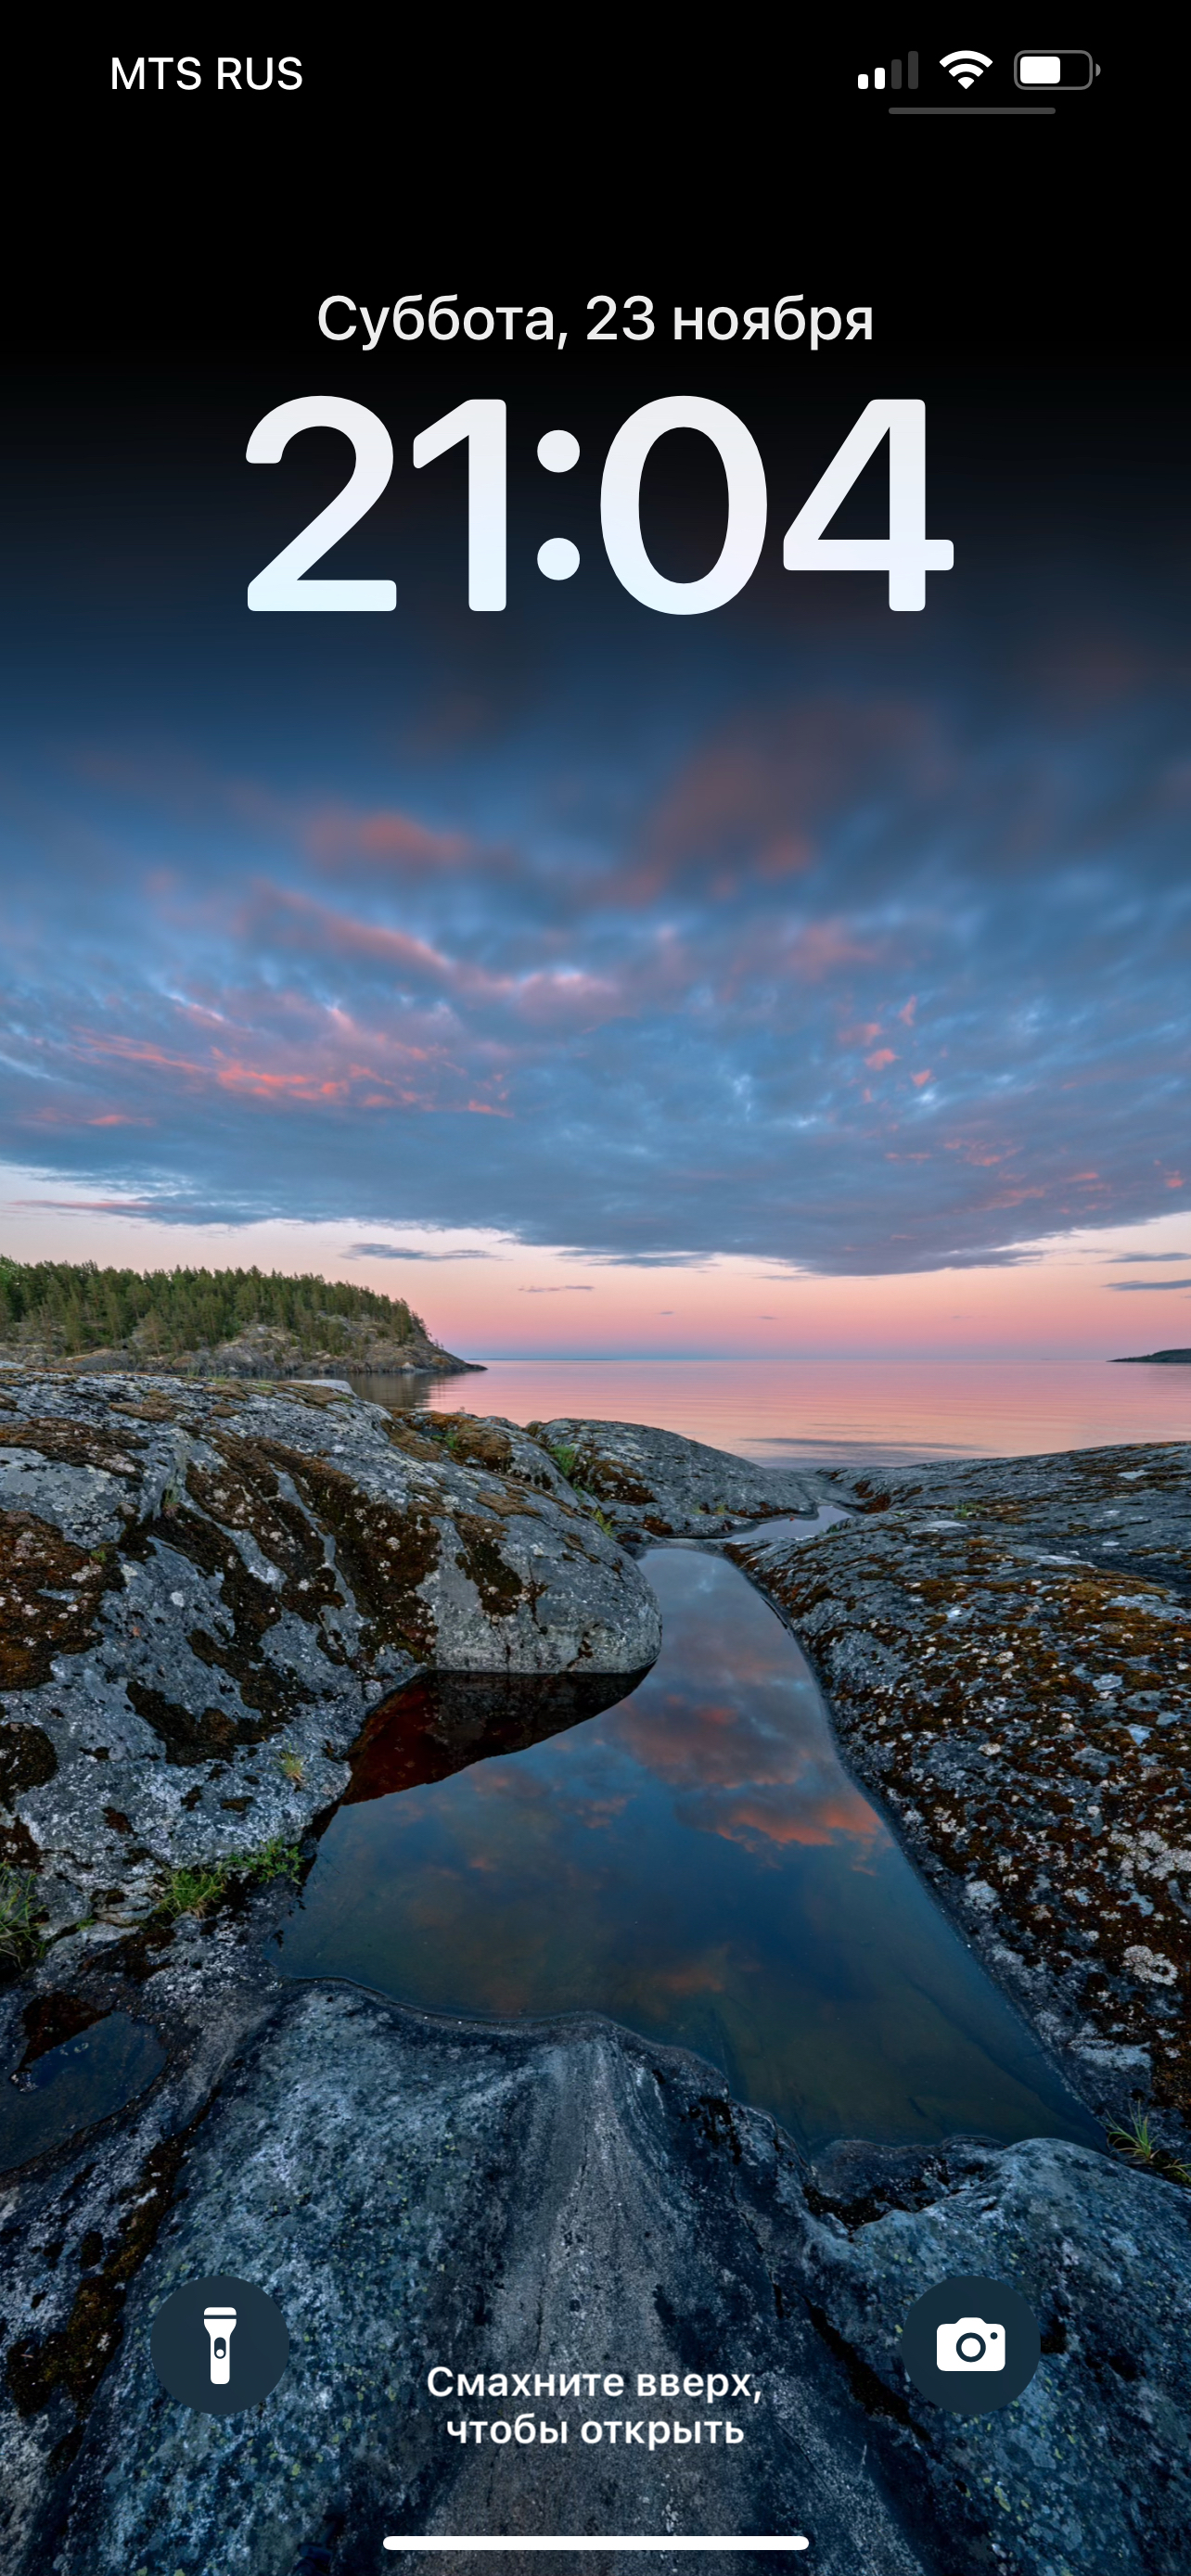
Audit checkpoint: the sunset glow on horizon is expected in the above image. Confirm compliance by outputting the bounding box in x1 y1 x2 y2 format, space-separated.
3 1180 1187 1365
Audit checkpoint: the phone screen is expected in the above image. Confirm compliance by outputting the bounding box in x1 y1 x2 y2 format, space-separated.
1 39 1187 2576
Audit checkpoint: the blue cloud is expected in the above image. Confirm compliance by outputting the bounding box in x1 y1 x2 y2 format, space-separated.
349 1242 497 1261
1 574 1187 1276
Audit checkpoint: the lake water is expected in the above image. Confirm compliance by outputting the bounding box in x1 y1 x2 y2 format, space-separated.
0 2010 165 2173
351 1356 1191 1469
278 1547 1098 2154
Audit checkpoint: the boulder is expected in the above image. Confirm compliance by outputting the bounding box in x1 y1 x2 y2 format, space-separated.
0 1377 660 1942
528 1416 828 1539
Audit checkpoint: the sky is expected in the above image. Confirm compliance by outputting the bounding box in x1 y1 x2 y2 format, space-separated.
3 288 1188 1362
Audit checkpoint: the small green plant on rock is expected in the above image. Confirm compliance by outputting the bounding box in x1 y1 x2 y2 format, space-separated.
1108 2109 1157 2162
240 1837 302 1885
1108 2109 1191 2189
158 1837 303 1920
548 1441 580 1480
278 1745 306 1787
160 1860 229 1919
592 1508 616 1537
0 1867 46 1968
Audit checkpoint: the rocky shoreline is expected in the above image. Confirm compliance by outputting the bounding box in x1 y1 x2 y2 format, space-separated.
731 1441 1191 2165
2 1321 482 1383
2 1384 1189 2573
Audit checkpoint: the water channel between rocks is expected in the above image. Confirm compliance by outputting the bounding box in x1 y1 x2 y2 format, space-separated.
280 1540 1099 2153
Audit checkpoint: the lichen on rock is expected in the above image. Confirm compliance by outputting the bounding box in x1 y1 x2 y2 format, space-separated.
527 1415 826 1538
734 1439 1191 2155
0 1376 660 1948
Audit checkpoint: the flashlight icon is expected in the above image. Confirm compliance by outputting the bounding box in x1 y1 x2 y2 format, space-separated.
203 2304 237 2385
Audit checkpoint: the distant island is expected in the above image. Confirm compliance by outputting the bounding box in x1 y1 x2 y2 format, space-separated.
0 1257 482 1380
1113 1346 1191 1365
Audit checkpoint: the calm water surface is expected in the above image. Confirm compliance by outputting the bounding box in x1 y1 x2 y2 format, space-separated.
280 1548 1098 2153
0 2011 165 2172
352 1357 1191 1469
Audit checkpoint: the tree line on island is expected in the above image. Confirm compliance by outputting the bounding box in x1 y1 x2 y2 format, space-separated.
0 1259 429 1367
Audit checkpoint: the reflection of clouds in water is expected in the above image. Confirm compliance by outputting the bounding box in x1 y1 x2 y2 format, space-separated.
466 1765 561 1813
603 1595 890 1855
410 1768 623 1906
647 1945 737 1997
285 1549 1098 2151
369 1559 887 1872
608 1683 815 1791
457 1679 886 1861
465 1760 631 1835
688 1782 887 1858
384 1865 472 1936
575 1796 633 1830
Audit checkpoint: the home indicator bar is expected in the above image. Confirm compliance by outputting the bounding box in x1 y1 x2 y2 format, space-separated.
382 2543 811 2555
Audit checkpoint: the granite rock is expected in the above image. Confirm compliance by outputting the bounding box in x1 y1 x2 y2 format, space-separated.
0 1376 660 1942
527 1417 827 1541
783 2125 1191 2576
2 1973 1187 2576
733 1442 1191 2156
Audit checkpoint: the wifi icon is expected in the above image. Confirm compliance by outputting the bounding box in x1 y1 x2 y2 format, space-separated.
941 48 992 86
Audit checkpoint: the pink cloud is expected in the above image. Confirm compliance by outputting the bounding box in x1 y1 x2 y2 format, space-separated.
70 754 490 887
238 885 625 1030
57 1000 516 1125
301 801 475 872
789 923 883 983
13 1194 165 1214
590 695 949 915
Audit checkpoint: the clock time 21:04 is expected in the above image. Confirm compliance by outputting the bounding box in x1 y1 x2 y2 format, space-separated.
246 394 954 617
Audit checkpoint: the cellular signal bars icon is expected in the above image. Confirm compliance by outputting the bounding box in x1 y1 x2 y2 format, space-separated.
858 55 917 89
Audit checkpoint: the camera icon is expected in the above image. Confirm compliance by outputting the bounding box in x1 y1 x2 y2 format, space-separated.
903 2276 1036 2413
936 2315 1005 2372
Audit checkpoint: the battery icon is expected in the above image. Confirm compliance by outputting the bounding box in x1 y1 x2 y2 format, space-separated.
1015 49 1097 88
